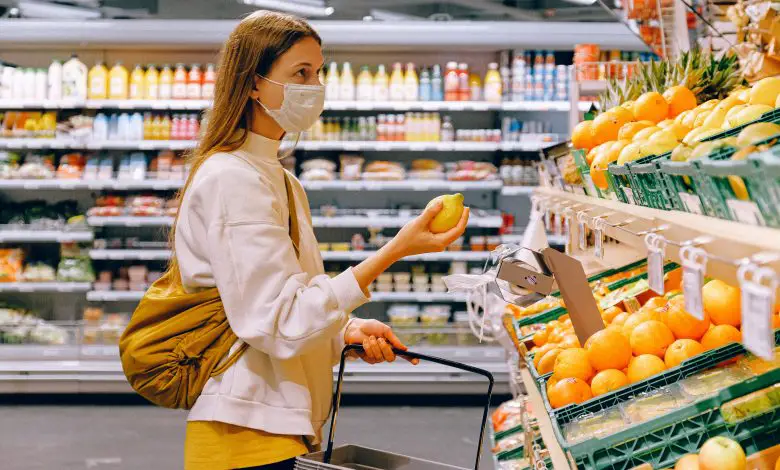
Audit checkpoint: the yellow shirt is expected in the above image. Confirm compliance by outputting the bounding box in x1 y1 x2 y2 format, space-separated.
184 421 308 470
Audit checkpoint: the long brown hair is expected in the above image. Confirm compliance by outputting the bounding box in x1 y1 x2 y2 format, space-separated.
167 10 321 288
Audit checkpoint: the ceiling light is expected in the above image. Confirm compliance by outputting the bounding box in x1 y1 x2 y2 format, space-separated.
243 0 334 17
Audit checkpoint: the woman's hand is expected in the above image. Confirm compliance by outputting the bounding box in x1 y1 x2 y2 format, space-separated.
386 202 470 259
344 318 419 365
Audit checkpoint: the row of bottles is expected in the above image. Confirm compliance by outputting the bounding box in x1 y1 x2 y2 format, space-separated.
88 63 216 100
92 113 200 141
500 157 539 186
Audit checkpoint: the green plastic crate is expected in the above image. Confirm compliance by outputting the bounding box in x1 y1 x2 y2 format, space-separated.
606 162 632 204
751 149 780 223
570 367 780 470
628 152 683 211
659 148 735 219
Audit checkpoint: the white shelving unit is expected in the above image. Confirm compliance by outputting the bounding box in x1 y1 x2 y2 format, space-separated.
86 291 144 302
301 180 503 191
88 249 171 260
0 229 93 243
0 282 92 293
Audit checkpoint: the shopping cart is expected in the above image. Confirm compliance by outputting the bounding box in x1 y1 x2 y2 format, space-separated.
295 344 494 470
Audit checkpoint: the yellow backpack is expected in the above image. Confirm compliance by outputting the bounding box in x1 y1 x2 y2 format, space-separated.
119 171 300 409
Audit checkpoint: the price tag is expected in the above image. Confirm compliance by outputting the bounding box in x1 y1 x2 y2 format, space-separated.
738 264 776 359
593 218 604 259
679 192 703 215
727 199 766 226
577 211 588 251
554 211 563 236
645 233 666 295
544 209 552 230
448 102 466 111
680 246 707 319
582 173 598 197
623 187 635 205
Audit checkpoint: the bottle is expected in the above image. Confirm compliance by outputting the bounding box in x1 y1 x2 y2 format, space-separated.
388 62 404 101
372 64 389 102
430 65 443 101
376 114 386 141
117 113 131 140
170 114 180 140
160 114 171 140
143 113 153 140
500 50 511 102
108 62 129 100
11 68 24 100
93 113 108 141
484 62 502 103
418 67 431 102
202 63 216 100
187 114 199 140
172 64 188 99
34 69 47 101
443 62 459 101
130 112 144 140
440 115 454 142
145 65 159 100
339 62 355 101
150 114 162 140
355 66 373 102
457 63 470 101
108 114 119 140
403 62 418 101
159 65 174 100
325 61 340 101
86 62 108 100
468 73 482 101
511 53 526 102
187 64 202 100
47 60 63 101
545 51 556 73
129 64 145 100
62 54 87 100
23 68 35 99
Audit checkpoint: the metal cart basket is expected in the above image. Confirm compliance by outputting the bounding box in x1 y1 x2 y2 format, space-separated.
295 344 495 470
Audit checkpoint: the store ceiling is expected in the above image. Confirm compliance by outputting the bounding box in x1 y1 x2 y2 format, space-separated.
0 0 616 22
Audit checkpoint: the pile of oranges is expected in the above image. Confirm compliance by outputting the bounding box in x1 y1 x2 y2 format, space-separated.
531 277 780 410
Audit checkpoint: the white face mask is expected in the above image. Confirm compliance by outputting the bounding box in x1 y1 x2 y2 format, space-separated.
255 75 325 133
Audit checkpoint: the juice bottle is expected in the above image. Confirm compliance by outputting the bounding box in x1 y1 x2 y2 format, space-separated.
87 62 109 100
443 62 459 101
500 50 511 102
373 64 389 101
159 65 173 100
160 114 171 140
143 113 153 140
403 62 418 101
129 64 146 100
356 65 373 101
151 114 162 140
187 114 200 139
202 63 216 100
418 67 431 102
108 62 129 100
325 61 340 101
430 64 443 101
388 62 404 101
172 63 188 100
47 60 62 101
170 114 180 140
483 62 502 103
62 54 87 100
468 73 482 101
145 65 159 100
457 63 469 101
339 62 355 101
187 64 202 100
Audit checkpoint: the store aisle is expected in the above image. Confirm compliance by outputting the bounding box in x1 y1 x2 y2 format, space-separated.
0 404 493 469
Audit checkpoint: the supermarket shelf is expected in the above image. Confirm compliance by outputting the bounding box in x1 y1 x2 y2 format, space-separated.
0 282 92 293
536 187 780 289
0 228 93 243
370 292 466 302
321 250 490 262
86 290 143 302
0 138 196 151
500 185 536 196
519 367 572 469
301 180 502 191
578 80 608 94
0 179 184 190
89 249 171 260
86 216 175 227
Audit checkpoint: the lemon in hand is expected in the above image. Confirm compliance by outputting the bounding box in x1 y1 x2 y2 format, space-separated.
427 193 465 233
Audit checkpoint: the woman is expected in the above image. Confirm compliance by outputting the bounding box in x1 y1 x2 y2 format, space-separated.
174 10 469 470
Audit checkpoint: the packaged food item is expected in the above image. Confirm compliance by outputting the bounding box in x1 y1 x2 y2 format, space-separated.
394 283 411 293
389 62 404 101
325 62 340 101
56 257 95 282
158 65 173 100
564 407 628 444
491 397 527 432
187 64 202 100
403 62 418 101
738 348 780 376
448 236 464 252
21 262 56 282
720 383 780 424
470 236 486 251
678 366 752 399
376 282 393 293
373 64 389 102
339 155 364 181
330 243 350 252
484 62 502 103
172 64 188 100
339 62 355 101
362 161 405 181
201 64 216 100
622 385 690 424
393 272 411 284
387 304 419 326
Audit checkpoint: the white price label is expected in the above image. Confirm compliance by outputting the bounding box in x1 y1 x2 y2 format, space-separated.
544 210 552 230
727 199 766 226
680 246 707 319
554 213 563 236
578 221 587 251
343 143 361 151
375 143 392 151
645 233 666 295
594 223 604 259
738 265 776 359
678 192 703 215
583 173 598 197
623 187 635 205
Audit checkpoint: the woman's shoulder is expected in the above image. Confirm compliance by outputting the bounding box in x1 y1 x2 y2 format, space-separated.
193 151 275 192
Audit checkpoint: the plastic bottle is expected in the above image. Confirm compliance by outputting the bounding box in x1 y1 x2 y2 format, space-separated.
22 68 35 99
130 112 144 140
443 62 459 101
403 63 419 101
187 114 199 140
170 114 180 140
11 68 24 100
483 62 502 103
356 66 373 102
117 113 131 140
109 62 129 100
47 60 63 101
150 115 162 140
468 73 482 101
143 113 153 140
457 63 470 101
376 114 386 141
418 67 431 102
545 51 556 73
440 115 454 142
172 64 188 100
129 64 146 100
108 114 119 140
511 53 526 102
430 64 443 102
187 64 202 100
325 62 340 101
93 113 108 141
389 62 404 101
202 63 216 100
500 50 511 102
372 64 389 102
62 54 87 100
159 65 173 100
339 62 355 101
34 69 47 100
160 114 171 140
145 65 159 100
88 62 108 100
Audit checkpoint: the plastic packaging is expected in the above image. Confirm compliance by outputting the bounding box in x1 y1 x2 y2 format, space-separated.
622 384 691 424
564 407 628 444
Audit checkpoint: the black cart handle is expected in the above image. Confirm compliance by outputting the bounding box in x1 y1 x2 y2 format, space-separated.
324 344 495 470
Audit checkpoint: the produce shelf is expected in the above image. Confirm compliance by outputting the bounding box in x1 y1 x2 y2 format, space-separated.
0 282 92 293
0 179 185 190
84 290 466 303
500 185 536 196
301 180 503 191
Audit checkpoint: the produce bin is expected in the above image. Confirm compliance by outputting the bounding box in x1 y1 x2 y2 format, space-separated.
659 149 734 219
627 153 681 211
606 162 631 204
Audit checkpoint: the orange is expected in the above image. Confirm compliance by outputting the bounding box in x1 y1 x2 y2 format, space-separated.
663 86 697 118
630 320 675 357
774 313 780 329
612 312 630 327
561 334 582 349
665 339 705 368
537 347 564 375
533 328 549 347
586 142 610 165
591 112 623 145
533 343 557 368
618 120 655 140
664 301 710 340
546 373 563 392
553 348 595 382
572 120 595 150
702 279 742 327
590 140 627 190
585 328 632 371
675 454 700 470
633 91 670 123
548 377 593 409
608 105 635 125
665 267 683 292
627 354 667 383
643 296 668 310
590 369 630 396
621 310 662 338
701 324 742 351
602 306 624 324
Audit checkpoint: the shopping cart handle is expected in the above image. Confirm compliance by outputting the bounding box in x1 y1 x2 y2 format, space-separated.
324 344 495 470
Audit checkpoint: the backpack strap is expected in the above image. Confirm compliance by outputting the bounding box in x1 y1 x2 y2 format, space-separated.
283 171 301 259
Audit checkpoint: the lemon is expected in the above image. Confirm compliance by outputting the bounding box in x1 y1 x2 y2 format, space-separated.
428 193 465 233
748 76 780 106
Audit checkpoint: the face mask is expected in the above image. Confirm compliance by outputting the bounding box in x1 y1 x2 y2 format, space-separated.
255 75 325 133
